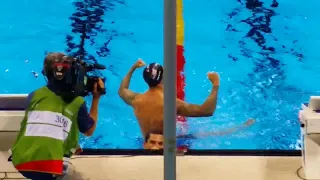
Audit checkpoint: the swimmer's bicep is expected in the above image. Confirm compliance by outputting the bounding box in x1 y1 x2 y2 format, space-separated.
118 89 139 105
176 100 204 117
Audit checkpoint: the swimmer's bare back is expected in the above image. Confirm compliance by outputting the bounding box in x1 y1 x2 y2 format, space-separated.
119 59 221 137
133 82 220 137
132 90 165 136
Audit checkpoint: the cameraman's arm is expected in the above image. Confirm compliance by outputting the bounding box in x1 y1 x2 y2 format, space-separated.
118 66 139 105
77 99 99 136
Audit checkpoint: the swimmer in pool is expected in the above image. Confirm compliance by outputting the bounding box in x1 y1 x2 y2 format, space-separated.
144 119 255 150
118 58 221 137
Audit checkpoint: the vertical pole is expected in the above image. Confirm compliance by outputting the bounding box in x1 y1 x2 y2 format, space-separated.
163 0 177 179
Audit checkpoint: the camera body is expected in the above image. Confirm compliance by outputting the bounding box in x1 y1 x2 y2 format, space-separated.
50 57 106 97
73 60 106 97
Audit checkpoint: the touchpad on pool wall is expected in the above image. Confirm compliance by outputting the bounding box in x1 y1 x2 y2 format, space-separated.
0 95 28 111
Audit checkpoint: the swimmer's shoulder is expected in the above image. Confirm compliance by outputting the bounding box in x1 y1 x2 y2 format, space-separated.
131 93 145 105
132 91 161 105
133 93 148 102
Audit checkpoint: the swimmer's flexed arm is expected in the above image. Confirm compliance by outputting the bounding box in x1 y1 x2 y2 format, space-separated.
118 59 145 106
177 72 220 117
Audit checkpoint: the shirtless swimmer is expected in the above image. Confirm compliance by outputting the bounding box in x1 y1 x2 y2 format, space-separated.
118 59 255 149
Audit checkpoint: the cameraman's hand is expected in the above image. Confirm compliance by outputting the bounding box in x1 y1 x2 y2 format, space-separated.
133 58 146 69
92 78 105 98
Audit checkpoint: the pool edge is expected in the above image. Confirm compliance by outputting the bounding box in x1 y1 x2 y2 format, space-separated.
81 149 301 156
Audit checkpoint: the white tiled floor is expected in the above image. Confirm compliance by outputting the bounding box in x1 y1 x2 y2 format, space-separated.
0 151 306 180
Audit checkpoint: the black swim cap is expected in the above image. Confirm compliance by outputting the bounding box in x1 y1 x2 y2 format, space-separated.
143 63 163 87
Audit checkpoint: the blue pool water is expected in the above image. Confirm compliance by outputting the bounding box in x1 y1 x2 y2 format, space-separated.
1 0 320 150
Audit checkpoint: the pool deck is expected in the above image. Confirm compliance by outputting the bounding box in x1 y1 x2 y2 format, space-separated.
0 151 305 180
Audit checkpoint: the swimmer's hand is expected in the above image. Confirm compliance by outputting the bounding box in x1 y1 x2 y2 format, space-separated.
244 118 255 126
207 72 220 87
133 58 146 68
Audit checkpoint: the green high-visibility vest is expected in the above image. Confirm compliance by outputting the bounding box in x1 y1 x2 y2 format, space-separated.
11 86 84 169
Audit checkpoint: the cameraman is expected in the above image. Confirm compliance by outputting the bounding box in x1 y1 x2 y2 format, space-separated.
10 53 104 180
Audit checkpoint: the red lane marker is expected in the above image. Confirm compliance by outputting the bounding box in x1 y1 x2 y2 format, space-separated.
176 45 186 122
